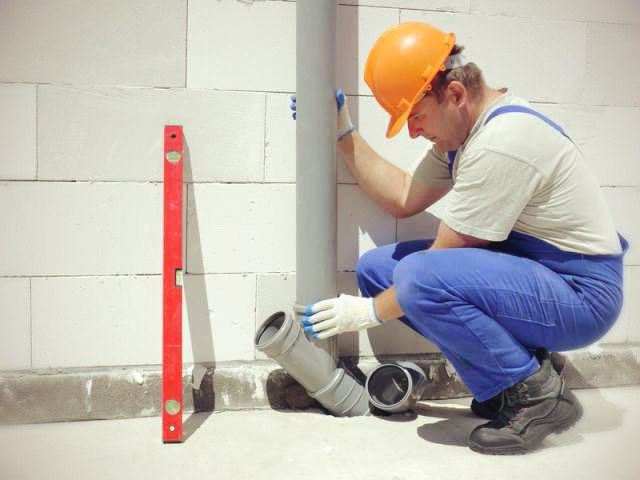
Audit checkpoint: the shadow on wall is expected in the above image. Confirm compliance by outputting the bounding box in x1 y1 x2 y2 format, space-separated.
182 137 216 440
359 209 442 361
336 6 443 365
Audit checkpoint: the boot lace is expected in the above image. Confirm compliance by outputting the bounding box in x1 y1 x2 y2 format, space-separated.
492 383 529 427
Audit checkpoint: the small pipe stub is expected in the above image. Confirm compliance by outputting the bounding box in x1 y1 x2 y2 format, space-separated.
365 361 428 413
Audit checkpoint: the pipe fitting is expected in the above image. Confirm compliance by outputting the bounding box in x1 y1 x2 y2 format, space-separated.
255 310 370 417
365 361 428 413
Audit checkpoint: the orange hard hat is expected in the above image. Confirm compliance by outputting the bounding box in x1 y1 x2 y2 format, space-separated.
364 22 456 138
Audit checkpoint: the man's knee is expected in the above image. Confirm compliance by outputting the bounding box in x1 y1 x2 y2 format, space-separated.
393 250 454 317
355 247 388 285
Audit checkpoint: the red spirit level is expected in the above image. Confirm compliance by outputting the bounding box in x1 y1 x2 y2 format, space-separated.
162 125 184 443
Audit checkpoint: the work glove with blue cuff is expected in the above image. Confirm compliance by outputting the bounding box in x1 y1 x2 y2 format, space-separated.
300 293 382 341
289 89 355 141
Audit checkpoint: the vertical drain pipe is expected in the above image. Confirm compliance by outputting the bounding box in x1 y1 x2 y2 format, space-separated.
255 0 370 417
253 0 370 417
296 0 338 362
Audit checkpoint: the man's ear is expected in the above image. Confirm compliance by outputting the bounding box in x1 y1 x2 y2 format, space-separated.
447 81 466 106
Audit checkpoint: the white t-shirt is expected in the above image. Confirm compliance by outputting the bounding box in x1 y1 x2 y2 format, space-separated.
412 89 622 255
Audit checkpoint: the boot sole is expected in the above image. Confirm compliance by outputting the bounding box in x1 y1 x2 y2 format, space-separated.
468 391 583 455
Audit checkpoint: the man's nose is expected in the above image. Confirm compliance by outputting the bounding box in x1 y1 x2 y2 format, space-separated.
407 117 420 139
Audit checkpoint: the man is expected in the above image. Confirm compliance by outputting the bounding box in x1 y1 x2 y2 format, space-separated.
291 22 627 455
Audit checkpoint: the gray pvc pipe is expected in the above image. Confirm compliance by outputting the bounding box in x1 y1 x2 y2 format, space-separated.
255 310 370 417
365 361 428 413
296 0 338 362
258 0 370 417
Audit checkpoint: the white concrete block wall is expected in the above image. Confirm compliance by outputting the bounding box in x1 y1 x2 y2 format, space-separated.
31 276 162 368
470 0 640 24
338 185 396 271
38 86 266 182
0 182 162 276
0 0 187 87
187 0 296 92
627 268 640 342
187 184 296 274
0 1 638 372
0 84 37 180
0 279 31 370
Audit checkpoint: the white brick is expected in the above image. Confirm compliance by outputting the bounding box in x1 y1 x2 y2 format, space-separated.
400 10 587 104
265 93 296 183
188 0 296 91
534 104 640 187
627 267 640 342
31 276 161 368
0 0 186 87
183 274 256 363
0 278 31 370
0 182 161 276
38 86 265 182
187 184 296 274
339 96 432 183
600 266 631 344
582 23 640 107
31 273 255 367
341 1 470 12
601 187 640 265
0 84 36 180
337 6 400 96
471 0 640 25
338 185 396 271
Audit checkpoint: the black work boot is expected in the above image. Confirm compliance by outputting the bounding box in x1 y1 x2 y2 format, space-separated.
467 353 582 455
470 349 565 420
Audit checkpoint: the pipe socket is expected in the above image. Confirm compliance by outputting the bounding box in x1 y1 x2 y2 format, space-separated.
365 361 428 413
255 310 370 417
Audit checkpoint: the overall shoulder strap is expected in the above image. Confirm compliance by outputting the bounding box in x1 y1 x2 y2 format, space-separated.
483 105 568 138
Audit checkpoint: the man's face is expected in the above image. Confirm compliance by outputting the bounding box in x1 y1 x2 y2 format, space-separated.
406 83 468 152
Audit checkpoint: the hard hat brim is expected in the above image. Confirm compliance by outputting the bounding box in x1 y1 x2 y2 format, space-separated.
386 108 412 139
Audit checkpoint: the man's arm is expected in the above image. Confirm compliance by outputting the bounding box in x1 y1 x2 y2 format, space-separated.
430 219 490 250
338 131 449 218
373 222 489 321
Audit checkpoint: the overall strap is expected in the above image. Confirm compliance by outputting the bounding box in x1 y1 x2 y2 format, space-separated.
447 105 569 176
484 105 568 137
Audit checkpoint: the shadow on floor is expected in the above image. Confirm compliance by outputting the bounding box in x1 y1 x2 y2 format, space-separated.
413 402 486 448
182 411 214 442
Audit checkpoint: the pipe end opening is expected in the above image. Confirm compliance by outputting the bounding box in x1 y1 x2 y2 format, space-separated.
367 365 410 407
255 311 288 347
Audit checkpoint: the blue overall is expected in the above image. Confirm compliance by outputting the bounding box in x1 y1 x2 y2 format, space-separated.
356 106 628 402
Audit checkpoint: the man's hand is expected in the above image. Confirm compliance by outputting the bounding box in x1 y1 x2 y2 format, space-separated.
300 293 382 340
289 89 355 141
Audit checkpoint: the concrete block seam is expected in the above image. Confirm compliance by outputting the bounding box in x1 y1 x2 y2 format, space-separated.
466 4 637 27
184 0 189 89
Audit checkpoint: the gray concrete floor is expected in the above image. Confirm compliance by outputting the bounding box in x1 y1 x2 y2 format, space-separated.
1 387 639 480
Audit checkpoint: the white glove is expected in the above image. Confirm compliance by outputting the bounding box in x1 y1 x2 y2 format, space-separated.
300 294 382 340
336 89 355 141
